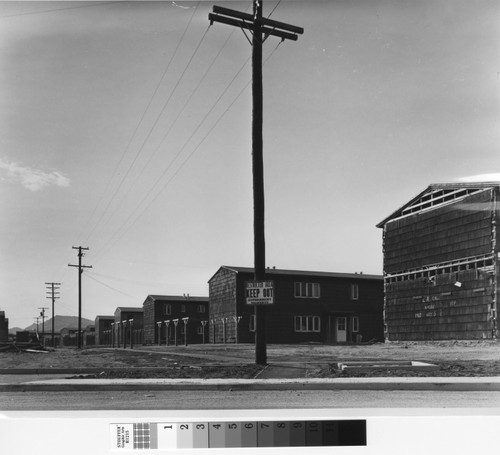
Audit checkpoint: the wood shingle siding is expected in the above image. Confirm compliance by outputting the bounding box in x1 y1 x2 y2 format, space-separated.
383 189 495 272
378 183 499 341
208 266 384 344
142 295 209 345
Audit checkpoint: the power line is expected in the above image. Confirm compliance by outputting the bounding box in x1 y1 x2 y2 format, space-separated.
93 41 283 262
80 2 201 247
80 2 249 253
87 22 212 247
115 23 241 205
85 272 140 300
71 2 284 266
91 51 253 262
0 1 121 19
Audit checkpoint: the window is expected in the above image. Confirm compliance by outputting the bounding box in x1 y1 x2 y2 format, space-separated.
181 304 186 313
352 316 359 332
249 315 256 332
164 304 171 316
350 284 359 300
197 305 206 313
197 326 203 335
294 282 320 298
294 316 321 332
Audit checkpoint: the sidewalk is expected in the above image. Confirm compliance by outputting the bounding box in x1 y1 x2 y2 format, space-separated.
2 346 500 393
1 369 500 392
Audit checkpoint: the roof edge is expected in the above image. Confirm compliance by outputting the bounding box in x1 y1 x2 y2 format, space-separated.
209 265 382 281
376 182 499 228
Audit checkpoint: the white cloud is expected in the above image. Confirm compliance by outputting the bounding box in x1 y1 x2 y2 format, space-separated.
0 157 70 191
457 173 500 183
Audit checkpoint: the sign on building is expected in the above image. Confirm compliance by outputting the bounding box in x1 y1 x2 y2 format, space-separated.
245 281 274 305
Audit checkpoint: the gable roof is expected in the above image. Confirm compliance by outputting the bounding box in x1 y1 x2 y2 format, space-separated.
114 307 143 313
145 295 209 303
209 265 382 282
376 182 499 228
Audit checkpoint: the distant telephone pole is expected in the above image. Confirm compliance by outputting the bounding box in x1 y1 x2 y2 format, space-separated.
45 282 61 347
38 307 48 346
209 1 303 365
68 246 92 349
34 316 40 341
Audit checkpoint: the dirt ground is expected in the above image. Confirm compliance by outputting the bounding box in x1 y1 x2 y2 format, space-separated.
0 341 499 378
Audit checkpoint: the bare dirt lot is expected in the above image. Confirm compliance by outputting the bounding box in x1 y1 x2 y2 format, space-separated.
1 341 499 378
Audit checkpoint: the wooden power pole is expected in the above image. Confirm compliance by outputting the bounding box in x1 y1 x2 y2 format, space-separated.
68 246 92 349
45 282 61 347
38 307 48 346
209 1 303 365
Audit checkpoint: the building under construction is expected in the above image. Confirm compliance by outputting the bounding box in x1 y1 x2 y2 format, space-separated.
0 311 9 343
377 182 499 341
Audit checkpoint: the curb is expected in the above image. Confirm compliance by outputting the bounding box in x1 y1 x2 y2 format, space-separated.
2 377 500 392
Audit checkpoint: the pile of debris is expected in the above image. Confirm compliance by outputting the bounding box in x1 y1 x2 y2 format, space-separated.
0 342 51 353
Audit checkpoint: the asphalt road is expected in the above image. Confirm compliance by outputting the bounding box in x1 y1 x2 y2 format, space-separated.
2 389 500 410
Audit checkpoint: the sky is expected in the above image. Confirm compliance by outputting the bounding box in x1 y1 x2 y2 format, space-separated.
1 0 499 329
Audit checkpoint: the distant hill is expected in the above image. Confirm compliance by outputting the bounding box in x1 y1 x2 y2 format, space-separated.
8 327 24 335
21 315 94 333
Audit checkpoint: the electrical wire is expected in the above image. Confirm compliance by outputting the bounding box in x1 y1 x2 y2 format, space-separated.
85 272 141 300
92 40 283 262
87 24 212 245
0 1 120 19
82 2 253 260
268 0 283 18
91 51 253 262
97 24 238 225
80 2 201 246
70 1 285 271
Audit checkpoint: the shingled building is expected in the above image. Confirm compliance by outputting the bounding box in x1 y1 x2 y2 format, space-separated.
377 182 499 341
208 266 384 344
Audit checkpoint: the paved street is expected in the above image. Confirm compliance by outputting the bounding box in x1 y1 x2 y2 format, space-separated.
2 389 500 410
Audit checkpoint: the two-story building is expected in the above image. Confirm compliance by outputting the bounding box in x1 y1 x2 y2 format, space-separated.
0 311 8 343
113 307 144 348
142 295 209 346
208 266 384 344
94 315 115 346
377 182 500 341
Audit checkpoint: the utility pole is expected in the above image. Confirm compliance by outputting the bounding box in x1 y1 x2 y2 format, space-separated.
38 307 48 346
45 282 61 348
209 1 303 365
34 316 40 342
68 246 92 349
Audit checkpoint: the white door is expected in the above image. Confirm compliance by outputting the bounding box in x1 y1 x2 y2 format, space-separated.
336 317 347 343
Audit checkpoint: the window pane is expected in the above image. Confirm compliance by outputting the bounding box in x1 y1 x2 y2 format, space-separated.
294 282 301 297
352 317 359 332
312 283 319 297
351 284 359 300
313 317 320 332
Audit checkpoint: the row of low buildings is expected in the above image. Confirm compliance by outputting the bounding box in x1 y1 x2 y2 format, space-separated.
91 265 385 347
7 181 500 346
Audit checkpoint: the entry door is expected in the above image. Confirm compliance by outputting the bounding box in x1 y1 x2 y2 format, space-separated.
336 317 347 343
